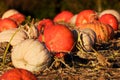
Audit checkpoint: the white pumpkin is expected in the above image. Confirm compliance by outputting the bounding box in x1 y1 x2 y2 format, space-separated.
77 28 96 52
0 28 28 46
99 9 120 22
2 9 19 19
11 39 52 73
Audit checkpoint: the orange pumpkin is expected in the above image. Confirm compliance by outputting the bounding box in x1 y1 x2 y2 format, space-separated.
0 68 37 80
77 21 114 43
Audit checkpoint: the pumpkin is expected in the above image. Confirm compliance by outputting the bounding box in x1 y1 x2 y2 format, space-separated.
2 9 25 24
75 9 98 26
43 24 75 53
77 28 96 52
99 9 120 23
0 18 18 32
53 10 74 23
38 23 75 58
11 39 52 73
99 9 120 30
37 19 53 32
37 19 53 42
77 21 114 43
0 28 28 46
2 9 19 19
0 68 37 80
99 14 118 31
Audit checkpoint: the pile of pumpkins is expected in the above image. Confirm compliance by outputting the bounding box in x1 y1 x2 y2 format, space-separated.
0 9 119 79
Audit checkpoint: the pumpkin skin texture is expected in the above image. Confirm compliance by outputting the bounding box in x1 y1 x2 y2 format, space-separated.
0 18 18 32
75 9 97 27
37 19 53 42
0 68 37 80
9 13 25 25
11 39 51 73
53 10 74 23
99 14 118 31
43 24 74 53
37 19 53 32
78 21 114 43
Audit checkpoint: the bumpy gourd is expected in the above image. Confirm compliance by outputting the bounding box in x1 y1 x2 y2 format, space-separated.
11 39 52 73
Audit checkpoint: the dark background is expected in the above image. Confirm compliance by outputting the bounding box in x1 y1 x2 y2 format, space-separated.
0 0 120 19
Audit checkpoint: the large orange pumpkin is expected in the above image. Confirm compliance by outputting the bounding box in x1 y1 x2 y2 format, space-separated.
77 21 114 42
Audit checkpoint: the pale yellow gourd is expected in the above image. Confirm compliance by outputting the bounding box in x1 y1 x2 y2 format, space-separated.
11 39 52 73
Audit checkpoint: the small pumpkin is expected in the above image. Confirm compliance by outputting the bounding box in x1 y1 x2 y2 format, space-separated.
2 9 25 24
0 68 37 80
75 9 98 26
0 18 18 32
53 10 74 23
99 9 120 29
77 21 114 43
0 28 28 46
77 28 96 52
38 23 75 58
43 24 75 53
11 39 52 73
99 9 120 23
99 14 118 31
